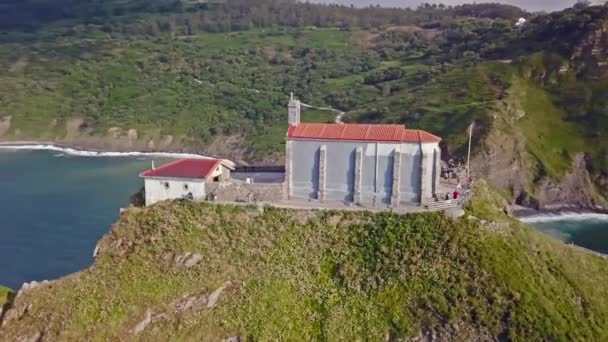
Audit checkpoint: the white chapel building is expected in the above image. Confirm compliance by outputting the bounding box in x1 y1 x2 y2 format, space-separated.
284 95 442 205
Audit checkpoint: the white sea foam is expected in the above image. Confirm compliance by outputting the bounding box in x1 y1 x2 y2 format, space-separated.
0 144 210 159
519 212 608 223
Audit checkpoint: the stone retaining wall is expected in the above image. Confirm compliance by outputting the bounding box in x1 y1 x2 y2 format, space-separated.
205 182 284 203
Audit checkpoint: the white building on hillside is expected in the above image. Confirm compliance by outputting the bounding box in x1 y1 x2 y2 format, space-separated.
140 158 234 206
285 95 442 206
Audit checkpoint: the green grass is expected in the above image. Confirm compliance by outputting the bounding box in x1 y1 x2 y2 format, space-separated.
513 77 586 177
0 285 13 307
4 187 608 340
301 108 337 123
380 60 401 68
323 72 366 89
295 29 355 50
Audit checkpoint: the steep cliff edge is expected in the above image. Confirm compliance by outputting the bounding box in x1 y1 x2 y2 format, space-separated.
470 12 608 209
2 186 608 340
472 75 608 209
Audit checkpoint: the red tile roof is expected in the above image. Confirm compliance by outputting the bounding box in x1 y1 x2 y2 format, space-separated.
140 159 222 180
287 123 441 143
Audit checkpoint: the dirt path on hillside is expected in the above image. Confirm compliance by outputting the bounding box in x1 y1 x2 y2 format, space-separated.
300 102 345 124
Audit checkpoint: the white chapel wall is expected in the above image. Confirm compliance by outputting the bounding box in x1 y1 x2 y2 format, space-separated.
144 178 206 206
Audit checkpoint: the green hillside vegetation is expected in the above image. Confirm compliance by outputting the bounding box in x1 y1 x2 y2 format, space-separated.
1 30 372 153
512 77 587 177
0 27 379 154
0 0 551 154
0 23 530 157
2 182 608 340
0 286 12 307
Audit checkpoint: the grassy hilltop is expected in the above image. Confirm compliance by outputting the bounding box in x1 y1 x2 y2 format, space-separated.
2 182 608 340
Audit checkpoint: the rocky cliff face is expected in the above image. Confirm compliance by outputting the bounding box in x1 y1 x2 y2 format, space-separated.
474 135 605 209
472 75 608 210
471 101 535 203
534 153 605 207
470 13 608 210
570 19 608 75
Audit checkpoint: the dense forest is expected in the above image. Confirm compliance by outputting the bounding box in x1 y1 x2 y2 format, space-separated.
2 0 608 202
0 0 527 32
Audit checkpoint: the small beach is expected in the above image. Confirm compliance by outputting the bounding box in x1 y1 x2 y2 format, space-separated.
514 208 608 255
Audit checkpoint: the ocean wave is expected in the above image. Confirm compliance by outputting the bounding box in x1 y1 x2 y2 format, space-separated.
519 212 608 223
0 144 210 159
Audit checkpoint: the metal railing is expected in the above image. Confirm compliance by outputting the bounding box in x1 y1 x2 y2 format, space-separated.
234 165 285 173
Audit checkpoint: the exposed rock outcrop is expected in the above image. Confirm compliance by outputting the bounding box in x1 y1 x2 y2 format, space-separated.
207 281 232 308
476 121 606 209
17 330 42 342
472 100 535 203
128 281 231 335
132 309 165 335
129 187 145 207
2 302 32 327
18 281 49 295
127 129 138 141
570 20 608 76
472 78 607 209
0 115 11 136
171 292 208 312
174 252 204 268
535 153 606 208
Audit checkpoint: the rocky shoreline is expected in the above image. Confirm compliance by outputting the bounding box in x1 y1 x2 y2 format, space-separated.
0 134 195 153
0 135 279 164
0 140 212 159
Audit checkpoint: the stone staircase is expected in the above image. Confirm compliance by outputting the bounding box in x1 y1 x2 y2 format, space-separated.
422 200 461 210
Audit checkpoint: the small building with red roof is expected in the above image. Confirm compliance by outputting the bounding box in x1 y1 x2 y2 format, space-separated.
286 94 442 205
139 158 234 206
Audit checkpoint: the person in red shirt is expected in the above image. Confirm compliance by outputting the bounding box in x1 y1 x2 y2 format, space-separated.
453 191 459 200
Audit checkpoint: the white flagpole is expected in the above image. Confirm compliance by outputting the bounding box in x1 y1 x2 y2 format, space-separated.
467 122 474 179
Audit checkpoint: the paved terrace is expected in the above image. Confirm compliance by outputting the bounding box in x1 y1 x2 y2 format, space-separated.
201 196 466 215
206 171 467 214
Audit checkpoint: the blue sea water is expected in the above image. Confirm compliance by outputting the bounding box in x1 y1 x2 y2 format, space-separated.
522 214 608 254
0 149 165 290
